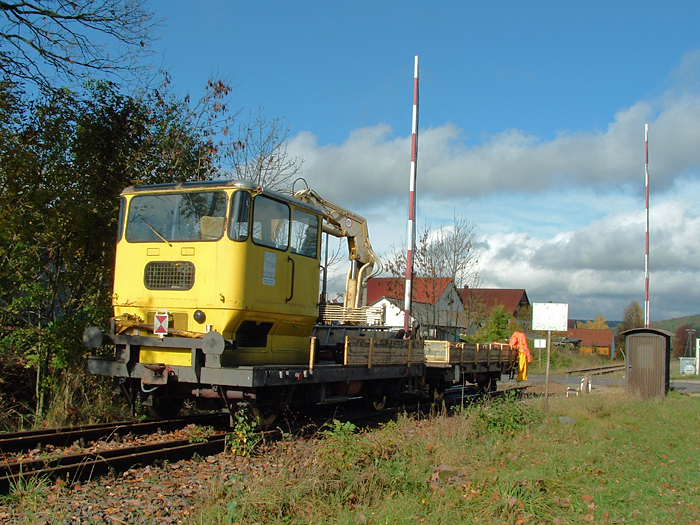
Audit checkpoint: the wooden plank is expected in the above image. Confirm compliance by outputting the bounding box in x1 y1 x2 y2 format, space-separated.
423 340 515 367
424 340 450 363
344 336 424 366
318 304 385 325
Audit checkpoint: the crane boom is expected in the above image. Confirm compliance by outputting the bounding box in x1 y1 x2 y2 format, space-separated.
293 188 381 309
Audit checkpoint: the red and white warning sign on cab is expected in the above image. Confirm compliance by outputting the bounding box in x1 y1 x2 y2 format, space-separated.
154 309 169 336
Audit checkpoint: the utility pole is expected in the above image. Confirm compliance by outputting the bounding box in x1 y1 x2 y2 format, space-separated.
686 328 696 357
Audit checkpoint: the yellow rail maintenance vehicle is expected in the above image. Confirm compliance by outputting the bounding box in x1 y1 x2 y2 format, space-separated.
85 180 515 423
111 180 323 366
85 180 422 420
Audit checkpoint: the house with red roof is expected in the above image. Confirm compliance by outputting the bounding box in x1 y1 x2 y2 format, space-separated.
366 277 465 341
458 288 530 318
458 288 531 332
560 329 615 358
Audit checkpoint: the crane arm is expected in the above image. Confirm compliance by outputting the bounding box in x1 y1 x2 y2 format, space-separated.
294 188 382 308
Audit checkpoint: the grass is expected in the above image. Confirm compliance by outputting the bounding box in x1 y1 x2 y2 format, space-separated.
527 346 621 376
197 391 700 524
0 469 52 520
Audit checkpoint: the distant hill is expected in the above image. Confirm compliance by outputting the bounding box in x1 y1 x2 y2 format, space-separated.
571 319 620 331
651 314 700 334
572 316 700 335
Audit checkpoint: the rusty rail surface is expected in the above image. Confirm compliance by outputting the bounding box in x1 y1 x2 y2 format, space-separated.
0 435 228 493
566 364 625 376
0 413 227 455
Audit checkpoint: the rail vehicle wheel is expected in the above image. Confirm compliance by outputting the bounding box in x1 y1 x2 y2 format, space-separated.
251 405 278 429
476 376 498 394
368 395 387 411
147 395 185 419
363 382 388 411
249 387 294 429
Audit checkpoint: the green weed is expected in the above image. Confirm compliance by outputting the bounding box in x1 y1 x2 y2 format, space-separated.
1 471 50 507
474 392 540 436
225 409 262 457
318 418 357 439
188 424 214 444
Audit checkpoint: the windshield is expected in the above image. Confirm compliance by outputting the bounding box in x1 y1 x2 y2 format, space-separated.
125 191 227 243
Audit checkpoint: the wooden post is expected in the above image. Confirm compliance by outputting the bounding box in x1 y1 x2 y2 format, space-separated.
309 337 317 370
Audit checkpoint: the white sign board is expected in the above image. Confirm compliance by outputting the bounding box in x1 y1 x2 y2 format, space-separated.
262 251 277 286
534 338 546 348
532 303 568 332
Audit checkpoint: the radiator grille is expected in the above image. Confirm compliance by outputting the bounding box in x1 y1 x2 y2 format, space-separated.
144 261 195 290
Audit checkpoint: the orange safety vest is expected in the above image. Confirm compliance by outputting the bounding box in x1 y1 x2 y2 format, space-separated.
508 331 532 363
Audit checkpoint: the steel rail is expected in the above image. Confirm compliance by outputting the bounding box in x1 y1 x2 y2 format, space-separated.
566 364 626 376
0 434 228 494
0 413 228 454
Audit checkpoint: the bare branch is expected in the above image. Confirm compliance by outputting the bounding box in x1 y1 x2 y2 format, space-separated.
222 108 303 192
0 0 161 89
382 213 482 335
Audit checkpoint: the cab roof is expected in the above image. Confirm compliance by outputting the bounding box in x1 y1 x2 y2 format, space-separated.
121 179 322 214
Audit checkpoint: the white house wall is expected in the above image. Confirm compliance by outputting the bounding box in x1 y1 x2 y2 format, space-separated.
373 298 413 327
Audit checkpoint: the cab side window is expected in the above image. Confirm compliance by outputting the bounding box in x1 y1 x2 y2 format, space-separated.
252 196 290 251
290 208 319 258
228 191 251 241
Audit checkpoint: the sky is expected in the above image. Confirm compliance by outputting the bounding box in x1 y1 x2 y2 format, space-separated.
148 0 700 322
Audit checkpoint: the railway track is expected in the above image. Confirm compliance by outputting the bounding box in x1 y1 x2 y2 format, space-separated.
0 386 526 493
0 434 229 493
0 413 229 493
0 413 228 455
566 364 626 376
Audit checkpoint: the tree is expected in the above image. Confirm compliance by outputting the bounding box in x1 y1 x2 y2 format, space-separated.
673 325 695 358
131 74 233 182
462 291 489 335
615 300 645 357
618 301 644 334
470 305 510 343
583 315 610 330
223 108 303 192
509 304 532 333
0 1 159 90
0 79 222 424
383 214 480 336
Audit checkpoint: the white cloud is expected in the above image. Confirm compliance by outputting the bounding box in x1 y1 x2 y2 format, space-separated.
296 58 700 321
475 185 700 320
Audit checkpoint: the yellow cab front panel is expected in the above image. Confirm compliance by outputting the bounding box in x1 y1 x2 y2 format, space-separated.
113 181 322 366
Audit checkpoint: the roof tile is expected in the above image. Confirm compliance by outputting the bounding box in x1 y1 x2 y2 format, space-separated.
459 288 529 316
367 277 453 306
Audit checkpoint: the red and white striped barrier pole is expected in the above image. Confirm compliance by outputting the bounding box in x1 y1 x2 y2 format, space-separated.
404 56 419 336
645 123 650 328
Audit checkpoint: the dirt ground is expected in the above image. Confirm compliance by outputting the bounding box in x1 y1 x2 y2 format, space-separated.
505 379 624 397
